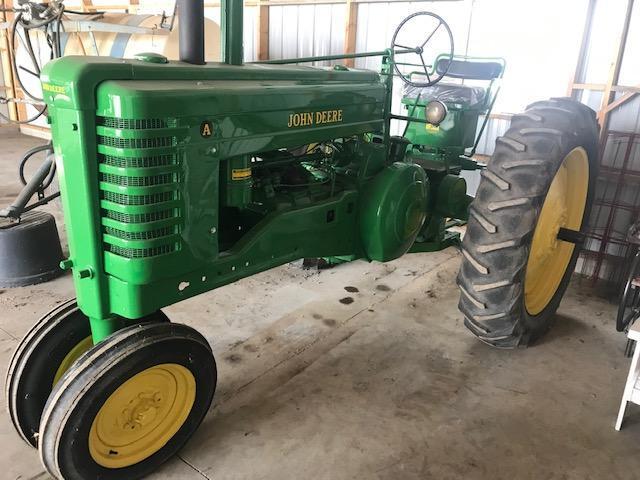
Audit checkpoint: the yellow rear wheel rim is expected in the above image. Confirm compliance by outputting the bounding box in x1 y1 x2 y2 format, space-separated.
524 147 589 315
88 363 196 469
52 335 93 387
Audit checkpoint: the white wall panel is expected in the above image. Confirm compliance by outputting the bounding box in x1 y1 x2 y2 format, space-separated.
313 5 333 63
269 4 346 65
354 1 472 135
297 5 315 58
269 5 285 59
618 0 640 86
581 0 629 85
203 6 258 62
474 116 510 156
466 0 589 114
355 0 471 71
609 95 640 134
330 4 346 61
244 6 258 61
282 6 300 58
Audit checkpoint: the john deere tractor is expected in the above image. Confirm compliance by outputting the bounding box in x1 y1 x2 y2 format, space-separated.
5 1 597 478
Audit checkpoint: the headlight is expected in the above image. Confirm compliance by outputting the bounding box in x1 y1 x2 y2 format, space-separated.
424 100 447 126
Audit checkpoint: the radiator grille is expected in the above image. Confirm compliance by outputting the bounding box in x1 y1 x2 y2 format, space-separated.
102 190 176 206
101 172 176 187
104 226 176 240
100 154 176 169
98 135 176 149
98 117 176 130
98 116 181 259
106 244 176 259
103 209 174 224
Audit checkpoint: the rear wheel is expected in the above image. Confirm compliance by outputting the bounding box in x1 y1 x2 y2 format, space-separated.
38 322 216 480
457 98 598 348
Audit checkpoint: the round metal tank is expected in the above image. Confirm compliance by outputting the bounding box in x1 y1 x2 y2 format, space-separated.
60 13 220 60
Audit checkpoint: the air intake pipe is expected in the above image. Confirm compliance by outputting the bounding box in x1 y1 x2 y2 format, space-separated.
221 0 244 65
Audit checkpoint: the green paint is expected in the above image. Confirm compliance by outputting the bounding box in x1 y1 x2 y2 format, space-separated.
400 54 505 252
222 0 243 65
42 30 502 342
358 162 428 262
133 52 169 64
89 316 121 343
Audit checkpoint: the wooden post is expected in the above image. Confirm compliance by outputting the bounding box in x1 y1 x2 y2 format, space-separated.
81 0 94 12
603 89 639 114
343 0 357 67
257 1 269 61
598 0 634 142
0 0 18 122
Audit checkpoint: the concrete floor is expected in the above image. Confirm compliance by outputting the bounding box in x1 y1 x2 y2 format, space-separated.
1 128 640 479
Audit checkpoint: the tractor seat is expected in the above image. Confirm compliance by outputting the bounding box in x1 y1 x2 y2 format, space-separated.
402 82 486 108
402 57 504 109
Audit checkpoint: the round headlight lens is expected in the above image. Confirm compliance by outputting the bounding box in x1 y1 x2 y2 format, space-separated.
424 100 447 126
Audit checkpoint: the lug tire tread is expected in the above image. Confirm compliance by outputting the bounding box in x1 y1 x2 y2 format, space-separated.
457 98 598 347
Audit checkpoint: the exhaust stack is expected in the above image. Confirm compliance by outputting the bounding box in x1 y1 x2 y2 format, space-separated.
178 0 205 65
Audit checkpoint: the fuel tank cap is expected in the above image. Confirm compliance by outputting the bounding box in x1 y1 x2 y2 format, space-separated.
134 52 169 64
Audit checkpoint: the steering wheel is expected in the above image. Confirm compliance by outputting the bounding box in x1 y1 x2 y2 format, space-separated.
391 12 454 88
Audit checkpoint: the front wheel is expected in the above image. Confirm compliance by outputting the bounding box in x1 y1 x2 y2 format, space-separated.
38 322 216 480
5 300 169 448
5 299 92 447
457 98 598 348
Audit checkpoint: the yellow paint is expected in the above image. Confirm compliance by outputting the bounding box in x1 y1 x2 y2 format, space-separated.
231 168 252 180
89 363 196 469
287 109 343 128
524 147 589 315
425 123 440 131
41 83 65 94
52 336 93 387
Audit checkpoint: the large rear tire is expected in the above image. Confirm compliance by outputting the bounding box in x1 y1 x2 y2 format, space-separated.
457 98 598 348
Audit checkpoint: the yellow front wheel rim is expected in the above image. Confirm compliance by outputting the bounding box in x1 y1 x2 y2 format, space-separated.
88 363 196 469
52 336 93 387
524 147 589 315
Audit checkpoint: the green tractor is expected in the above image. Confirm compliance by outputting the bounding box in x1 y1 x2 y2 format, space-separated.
5 2 597 478
401 52 505 252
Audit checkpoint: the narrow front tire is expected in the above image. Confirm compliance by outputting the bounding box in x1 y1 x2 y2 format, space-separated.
38 322 216 480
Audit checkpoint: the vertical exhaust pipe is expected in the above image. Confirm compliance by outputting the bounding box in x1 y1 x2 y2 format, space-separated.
178 0 205 65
